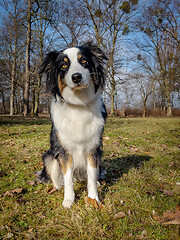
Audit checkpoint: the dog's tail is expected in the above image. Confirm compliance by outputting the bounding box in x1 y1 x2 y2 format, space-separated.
36 167 50 183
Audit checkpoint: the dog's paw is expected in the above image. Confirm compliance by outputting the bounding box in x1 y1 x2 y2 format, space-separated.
88 195 100 203
62 199 74 208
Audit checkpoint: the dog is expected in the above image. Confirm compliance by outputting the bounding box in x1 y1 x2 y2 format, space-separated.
37 41 108 208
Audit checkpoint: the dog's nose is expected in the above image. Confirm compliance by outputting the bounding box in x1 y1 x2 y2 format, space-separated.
72 73 82 84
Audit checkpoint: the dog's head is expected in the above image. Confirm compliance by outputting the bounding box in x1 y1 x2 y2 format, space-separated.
40 41 107 105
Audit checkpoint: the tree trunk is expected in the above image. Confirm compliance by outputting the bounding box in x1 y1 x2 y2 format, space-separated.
23 0 32 116
164 77 172 116
142 101 146 118
152 88 156 111
1 94 6 113
10 67 15 115
166 93 172 116
31 83 35 115
34 75 42 115
10 21 18 115
110 78 115 115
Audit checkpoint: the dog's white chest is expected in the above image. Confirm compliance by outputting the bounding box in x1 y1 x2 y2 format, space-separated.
51 97 104 159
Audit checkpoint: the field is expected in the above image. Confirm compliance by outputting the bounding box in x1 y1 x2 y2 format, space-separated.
0 116 180 239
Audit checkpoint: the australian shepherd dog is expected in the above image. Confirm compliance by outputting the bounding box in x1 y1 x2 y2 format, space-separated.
37 41 108 208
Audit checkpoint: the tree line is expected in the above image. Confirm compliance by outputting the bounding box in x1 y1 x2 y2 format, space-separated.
0 0 179 117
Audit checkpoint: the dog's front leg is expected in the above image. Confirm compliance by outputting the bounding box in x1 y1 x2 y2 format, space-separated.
61 158 74 208
87 157 99 202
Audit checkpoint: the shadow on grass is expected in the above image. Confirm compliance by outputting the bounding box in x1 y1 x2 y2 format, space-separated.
97 154 152 200
102 154 152 183
0 116 50 126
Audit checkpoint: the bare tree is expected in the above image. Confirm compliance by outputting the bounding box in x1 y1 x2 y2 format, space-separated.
31 0 58 115
0 0 25 115
23 0 33 116
82 0 140 114
50 0 88 48
136 74 157 117
136 0 180 116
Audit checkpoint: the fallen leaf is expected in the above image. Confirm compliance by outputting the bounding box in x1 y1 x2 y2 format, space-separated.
136 230 147 239
27 180 37 186
103 136 109 140
84 196 104 209
114 212 126 219
4 187 24 197
146 190 156 196
163 218 180 225
122 173 127 178
127 210 132 216
8 141 15 146
47 187 57 194
130 145 138 152
159 189 174 196
154 205 180 225
6 232 14 239
16 198 26 204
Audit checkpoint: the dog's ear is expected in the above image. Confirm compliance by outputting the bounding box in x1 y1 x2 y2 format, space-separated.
39 51 60 74
82 41 108 92
39 51 61 95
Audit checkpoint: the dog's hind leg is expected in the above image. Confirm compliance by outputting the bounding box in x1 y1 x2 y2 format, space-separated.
42 151 63 189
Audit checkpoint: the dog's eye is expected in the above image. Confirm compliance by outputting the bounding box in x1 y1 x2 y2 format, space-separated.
61 62 68 70
81 58 88 65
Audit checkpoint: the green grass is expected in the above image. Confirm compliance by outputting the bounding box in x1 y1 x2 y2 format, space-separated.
0 116 179 239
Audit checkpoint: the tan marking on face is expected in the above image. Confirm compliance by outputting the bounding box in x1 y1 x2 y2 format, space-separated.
60 155 73 175
88 155 97 168
64 57 68 63
58 75 67 94
77 54 82 60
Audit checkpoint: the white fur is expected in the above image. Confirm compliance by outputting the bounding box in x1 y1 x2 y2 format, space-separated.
62 81 96 106
51 94 104 170
44 156 63 189
62 167 75 208
87 162 99 202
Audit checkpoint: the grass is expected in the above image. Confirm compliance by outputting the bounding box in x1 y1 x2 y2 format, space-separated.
0 116 179 239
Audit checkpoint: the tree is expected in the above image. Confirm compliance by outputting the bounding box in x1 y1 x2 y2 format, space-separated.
0 0 25 115
54 0 88 48
0 58 10 113
136 0 180 116
23 0 33 116
23 0 58 116
82 0 139 114
136 74 157 117
31 0 58 115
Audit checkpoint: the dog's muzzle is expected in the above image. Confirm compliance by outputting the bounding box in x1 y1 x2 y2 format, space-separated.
71 72 88 90
72 73 82 84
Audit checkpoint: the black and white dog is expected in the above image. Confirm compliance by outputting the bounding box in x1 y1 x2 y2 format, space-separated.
38 41 107 208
